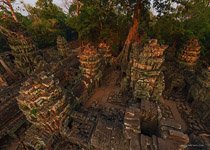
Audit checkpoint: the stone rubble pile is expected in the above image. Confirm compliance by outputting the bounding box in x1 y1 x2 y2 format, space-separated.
91 106 128 150
107 91 128 106
159 104 174 119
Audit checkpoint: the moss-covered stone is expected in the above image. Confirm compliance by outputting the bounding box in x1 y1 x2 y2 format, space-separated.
128 39 168 102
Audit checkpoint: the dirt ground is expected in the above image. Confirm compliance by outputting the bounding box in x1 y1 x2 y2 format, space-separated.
85 70 121 107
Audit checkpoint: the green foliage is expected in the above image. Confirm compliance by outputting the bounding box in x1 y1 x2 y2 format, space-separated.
36 0 53 8
66 0 131 45
0 0 70 50
0 9 30 52
24 0 68 48
30 108 37 117
152 0 210 55
66 0 158 53
0 0 209 59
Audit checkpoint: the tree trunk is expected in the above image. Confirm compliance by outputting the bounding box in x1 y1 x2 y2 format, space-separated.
1 0 18 22
0 56 17 80
6 0 18 22
116 0 141 70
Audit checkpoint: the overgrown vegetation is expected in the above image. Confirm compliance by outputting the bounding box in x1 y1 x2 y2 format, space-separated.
0 0 209 57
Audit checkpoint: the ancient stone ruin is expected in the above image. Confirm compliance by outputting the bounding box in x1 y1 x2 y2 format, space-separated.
129 39 168 102
79 44 102 87
0 33 209 150
98 42 112 64
177 38 201 69
7 32 45 75
57 36 70 58
17 71 72 134
165 38 201 97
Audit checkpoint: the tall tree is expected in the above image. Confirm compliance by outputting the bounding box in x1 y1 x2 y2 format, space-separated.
0 0 18 22
23 0 67 48
152 0 210 55
67 0 132 44
36 0 53 8
118 0 142 69
116 0 151 71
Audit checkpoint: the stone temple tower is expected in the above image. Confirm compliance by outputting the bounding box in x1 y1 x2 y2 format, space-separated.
177 38 201 70
78 44 102 88
166 38 201 97
17 71 72 134
57 36 70 58
98 42 112 65
129 39 168 102
7 32 45 75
